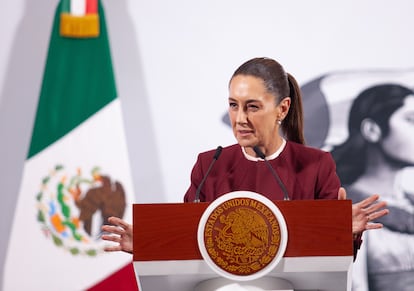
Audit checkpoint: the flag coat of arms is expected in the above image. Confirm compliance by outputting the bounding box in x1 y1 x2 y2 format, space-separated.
3 1 138 290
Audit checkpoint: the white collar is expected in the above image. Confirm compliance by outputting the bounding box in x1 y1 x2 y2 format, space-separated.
242 139 287 161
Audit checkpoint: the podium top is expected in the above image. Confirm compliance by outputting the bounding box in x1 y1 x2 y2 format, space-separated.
133 199 352 262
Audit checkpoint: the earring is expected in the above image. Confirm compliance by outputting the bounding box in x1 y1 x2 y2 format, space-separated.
277 119 282 125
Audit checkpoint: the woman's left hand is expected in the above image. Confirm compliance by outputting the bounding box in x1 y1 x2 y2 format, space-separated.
338 187 389 235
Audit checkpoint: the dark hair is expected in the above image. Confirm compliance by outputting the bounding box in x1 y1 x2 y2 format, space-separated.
230 57 305 144
331 83 414 185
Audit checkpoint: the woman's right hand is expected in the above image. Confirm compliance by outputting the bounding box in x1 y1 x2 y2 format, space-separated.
101 216 133 254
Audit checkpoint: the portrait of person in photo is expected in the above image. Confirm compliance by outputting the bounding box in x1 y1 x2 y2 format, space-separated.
303 70 414 291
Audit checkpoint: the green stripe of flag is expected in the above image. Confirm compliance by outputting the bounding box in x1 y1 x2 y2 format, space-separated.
28 0 116 158
61 0 70 13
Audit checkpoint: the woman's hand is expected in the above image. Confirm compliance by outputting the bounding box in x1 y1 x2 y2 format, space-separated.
338 187 389 235
101 216 133 254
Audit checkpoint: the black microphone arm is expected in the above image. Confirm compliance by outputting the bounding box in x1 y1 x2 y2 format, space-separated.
253 146 289 200
194 146 223 202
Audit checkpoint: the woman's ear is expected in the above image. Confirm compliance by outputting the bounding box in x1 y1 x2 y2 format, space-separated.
360 118 382 143
278 97 291 120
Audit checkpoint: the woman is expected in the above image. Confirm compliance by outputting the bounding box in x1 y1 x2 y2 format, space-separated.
102 57 388 257
331 83 414 291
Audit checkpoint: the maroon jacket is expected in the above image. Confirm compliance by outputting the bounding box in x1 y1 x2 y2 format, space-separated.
184 142 340 202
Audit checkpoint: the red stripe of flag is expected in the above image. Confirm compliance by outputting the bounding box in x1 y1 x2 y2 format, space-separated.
87 263 139 291
86 0 98 14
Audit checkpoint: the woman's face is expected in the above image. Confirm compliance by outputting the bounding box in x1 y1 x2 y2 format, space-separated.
380 95 414 164
228 75 286 154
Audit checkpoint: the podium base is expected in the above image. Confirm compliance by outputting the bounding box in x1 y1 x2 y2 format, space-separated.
194 277 293 291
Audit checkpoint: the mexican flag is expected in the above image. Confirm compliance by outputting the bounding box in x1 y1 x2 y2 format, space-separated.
3 1 139 290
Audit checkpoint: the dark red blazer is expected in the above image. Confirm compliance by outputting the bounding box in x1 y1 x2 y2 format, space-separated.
184 141 340 202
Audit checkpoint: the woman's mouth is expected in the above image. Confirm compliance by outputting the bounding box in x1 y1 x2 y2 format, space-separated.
237 129 254 137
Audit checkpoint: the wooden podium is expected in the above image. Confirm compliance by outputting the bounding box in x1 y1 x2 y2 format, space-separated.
133 200 353 291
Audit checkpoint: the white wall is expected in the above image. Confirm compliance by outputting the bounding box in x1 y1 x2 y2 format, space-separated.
1 0 414 288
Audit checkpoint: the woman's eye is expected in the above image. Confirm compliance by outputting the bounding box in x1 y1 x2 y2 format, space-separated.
247 104 259 111
229 102 237 109
405 114 414 123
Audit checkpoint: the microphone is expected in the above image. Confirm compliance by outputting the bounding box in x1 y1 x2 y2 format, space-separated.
253 146 289 200
194 146 223 202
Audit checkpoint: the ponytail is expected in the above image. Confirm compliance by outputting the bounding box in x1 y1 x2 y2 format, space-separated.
282 73 305 145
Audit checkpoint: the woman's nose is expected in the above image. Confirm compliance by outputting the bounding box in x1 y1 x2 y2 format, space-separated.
236 108 248 124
